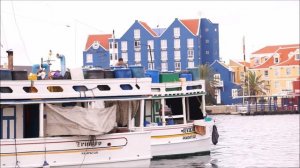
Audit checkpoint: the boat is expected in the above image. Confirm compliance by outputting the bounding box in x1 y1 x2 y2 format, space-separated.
131 70 219 158
0 73 152 167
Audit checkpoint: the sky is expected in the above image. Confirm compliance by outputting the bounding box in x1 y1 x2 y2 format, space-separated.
1 0 299 68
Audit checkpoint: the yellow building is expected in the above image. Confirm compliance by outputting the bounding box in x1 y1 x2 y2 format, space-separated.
250 45 299 96
228 60 250 84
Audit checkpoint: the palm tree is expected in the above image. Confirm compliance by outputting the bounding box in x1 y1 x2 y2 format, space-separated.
244 71 269 96
199 64 217 105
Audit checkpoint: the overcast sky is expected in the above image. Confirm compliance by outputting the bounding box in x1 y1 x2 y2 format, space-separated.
1 0 299 68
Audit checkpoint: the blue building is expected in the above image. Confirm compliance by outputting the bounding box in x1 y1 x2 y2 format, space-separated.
83 34 112 68
210 60 242 105
83 18 219 70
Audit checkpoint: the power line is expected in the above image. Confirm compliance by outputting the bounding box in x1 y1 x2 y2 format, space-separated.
10 0 32 64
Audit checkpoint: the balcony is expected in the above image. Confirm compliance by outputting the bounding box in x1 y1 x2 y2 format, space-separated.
213 80 224 88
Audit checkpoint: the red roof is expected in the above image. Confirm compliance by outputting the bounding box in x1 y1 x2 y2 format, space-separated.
275 55 300 66
252 44 299 54
180 19 199 36
139 21 157 37
238 61 250 68
85 34 112 50
253 47 298 69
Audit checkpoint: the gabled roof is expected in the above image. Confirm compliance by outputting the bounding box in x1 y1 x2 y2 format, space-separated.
85 34 112 50
210 60 233 71
252 44 299 54
253 47 298 69
179 19 199 36
139 21 157 37
238 61 250 68
275 55 300 66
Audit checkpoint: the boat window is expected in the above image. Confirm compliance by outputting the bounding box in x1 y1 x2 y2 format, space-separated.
0 87 13 93
23 87 38 93
120 84 133 90
97 85 110 91
165 87 182 92
73 85 88 92
188 96 204 120
191 85 202 90
47 86 63 92
151 88 160 92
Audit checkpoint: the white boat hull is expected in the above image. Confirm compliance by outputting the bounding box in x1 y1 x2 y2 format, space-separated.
0 132 151 168
143 121 213 158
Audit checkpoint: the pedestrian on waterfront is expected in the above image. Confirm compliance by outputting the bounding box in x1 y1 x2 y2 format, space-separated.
115 58 127 68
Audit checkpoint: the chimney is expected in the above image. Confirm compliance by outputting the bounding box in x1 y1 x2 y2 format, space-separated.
6 50 13 70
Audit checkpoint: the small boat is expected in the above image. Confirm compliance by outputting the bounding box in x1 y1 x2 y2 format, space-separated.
0 76 152 167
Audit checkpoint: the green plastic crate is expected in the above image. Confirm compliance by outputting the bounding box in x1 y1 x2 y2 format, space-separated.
159 73 179 83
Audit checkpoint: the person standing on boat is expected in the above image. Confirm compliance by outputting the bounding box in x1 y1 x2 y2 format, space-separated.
37 68 46 80
115 58 127 68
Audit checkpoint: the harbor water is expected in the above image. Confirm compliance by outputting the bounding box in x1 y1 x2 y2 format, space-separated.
151 114 300 167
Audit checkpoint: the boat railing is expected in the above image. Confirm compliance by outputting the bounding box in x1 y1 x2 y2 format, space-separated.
0 78 151 100
150 80 205 97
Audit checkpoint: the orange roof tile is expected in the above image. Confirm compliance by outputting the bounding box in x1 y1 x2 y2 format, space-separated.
252 44 299 54
85 34 112 50
253 47 298 69
180 19 199 36
238 61 250 68
139 21 157 37
275 55 300 66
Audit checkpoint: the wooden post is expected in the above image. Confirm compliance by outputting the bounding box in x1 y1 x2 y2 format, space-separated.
161 98 166 126
182 97 187 124
139 99 145 131
128 101 132 129
6 50 13 70
39 103 44 137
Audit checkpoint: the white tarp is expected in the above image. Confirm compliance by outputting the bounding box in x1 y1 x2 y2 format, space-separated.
45 104 116 136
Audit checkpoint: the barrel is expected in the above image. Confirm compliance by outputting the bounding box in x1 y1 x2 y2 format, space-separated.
129 66 145 78
85 69 105 79
145 70 159 83
114 68 132 78
12 70 28 80
0 69 12 80
104 70 115 78
187 67 200 81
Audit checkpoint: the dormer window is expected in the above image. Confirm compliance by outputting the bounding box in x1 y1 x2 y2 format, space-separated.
274 55 279 64
296 54 300 60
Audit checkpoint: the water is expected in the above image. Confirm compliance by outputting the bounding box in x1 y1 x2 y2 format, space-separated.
151 114 300 168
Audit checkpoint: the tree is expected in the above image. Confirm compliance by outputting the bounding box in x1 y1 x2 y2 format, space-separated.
199 64 217 105
244 71 269 98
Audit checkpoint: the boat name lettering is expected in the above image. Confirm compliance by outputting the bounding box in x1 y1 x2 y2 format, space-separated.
76 141 102 147
181 127 193 133
183 134 196 140
81 151 98 155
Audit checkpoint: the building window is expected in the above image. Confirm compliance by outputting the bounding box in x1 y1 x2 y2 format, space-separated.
134 29 140 39
147 40 154 49
296 54 300 60
274 56 279 64
134 40 141 48
148 62 155 70
161 39 167 49
122 53 128 62
161 62 168 71
286 67 291 75
240 72 245 80
254 57 259 65
188 61 194 68
214 74 221 81
110 53 118 61
188 49 194 59
174 27 180 37
175 62 181 71
274 81 279 88
161 51 168 61
187 38 194 48
274 68 279 76
109 42 117 49
205 51 209 55
86 54 93 63
205 39 209 44
135 52 141 62
264 70 268 77
174 50 181 60
121 41 127 51
174 39 180 49
286 81 292 89
232 89 238 97
148 51 154 61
